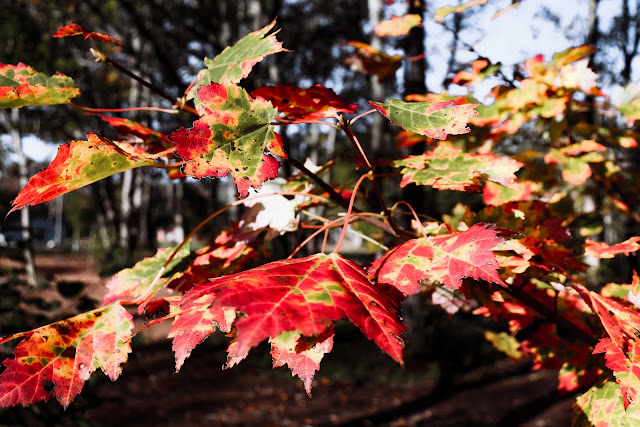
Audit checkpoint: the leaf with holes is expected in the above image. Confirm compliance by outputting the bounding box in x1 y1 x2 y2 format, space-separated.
369 99 479 140
270 330 334 396
9 133 155 215
589 292 640 408
187 19 286 113
103 240 192 305
52 23 122 45
0 63 80 108
170 82 285 198
0 305 133 408
393 144 523 192
177 253 406 369
369 223 508 295
251 84 357 121
585 237 640 259
374 14 422 37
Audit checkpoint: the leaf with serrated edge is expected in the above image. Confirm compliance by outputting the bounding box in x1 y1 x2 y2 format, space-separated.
103 240 192 305
393 144 523 192
370 223 507 295
573 380 640 426
251 84 357 121
270 330 334 396
0 305 133 408
170 82 285 198
52 23 122 45
369 99 479 140
585 237 640 259
187 19 286 113
178 253 406 366
589 292 640 408
9 133 154 215
0 63 80 108
166 295 236 372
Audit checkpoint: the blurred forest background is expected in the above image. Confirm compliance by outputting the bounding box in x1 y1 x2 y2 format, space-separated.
1 0 639 275
2 0 640 424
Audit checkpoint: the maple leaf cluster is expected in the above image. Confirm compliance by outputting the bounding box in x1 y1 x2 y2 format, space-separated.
3 11 640 426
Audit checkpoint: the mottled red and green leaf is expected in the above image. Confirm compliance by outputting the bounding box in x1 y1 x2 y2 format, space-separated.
0 63 80 108
170 82 285 197
0 305 133 408
9 133 154 215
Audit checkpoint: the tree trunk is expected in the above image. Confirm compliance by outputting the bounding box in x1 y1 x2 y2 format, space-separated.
368 0 385 154
1 109 37 286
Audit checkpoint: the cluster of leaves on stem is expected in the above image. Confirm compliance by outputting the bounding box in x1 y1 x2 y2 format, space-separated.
2 8 640 425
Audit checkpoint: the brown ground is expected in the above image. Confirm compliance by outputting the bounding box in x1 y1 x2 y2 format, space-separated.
0 254 576 426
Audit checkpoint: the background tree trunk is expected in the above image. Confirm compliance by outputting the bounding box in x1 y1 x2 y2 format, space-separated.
1 109 37 286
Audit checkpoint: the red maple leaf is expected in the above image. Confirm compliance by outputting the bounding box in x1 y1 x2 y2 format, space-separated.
370 223 509 295
173 253 405 371
251 84 357 121
53 23 122 45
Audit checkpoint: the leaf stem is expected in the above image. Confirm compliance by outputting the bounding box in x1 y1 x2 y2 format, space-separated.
349 108 377 125
391 201 426 238
69 102 179 114
286 156 411 240
91 46 200 115
333 174 370 254
143 191 335 301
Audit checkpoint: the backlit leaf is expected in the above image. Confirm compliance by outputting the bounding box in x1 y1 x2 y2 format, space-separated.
161 296 236 372
369 99 479 140
574 380 640 427
270 330 334 396
103 240 192 305
451 59 501 87
484 331 522 359
0 63 80 108
393 144 523 192
187 19 286 113
374 14 422 37
170 82 285 198
9 133 155 215
369 223 508 294
435 0 488 23
585 237 640 259
343 41 402 82
251 84 357 121
177 253 406 367
589 292 640 408
0 305 133 408
97 115 172 150
544 140 606 185
52 23 122 45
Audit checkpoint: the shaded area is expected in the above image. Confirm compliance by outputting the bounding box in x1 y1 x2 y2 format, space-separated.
0 254 575 426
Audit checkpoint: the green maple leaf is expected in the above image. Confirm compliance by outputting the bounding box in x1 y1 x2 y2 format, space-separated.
187 19 287 114
369 99 478 140
393 144 523 192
